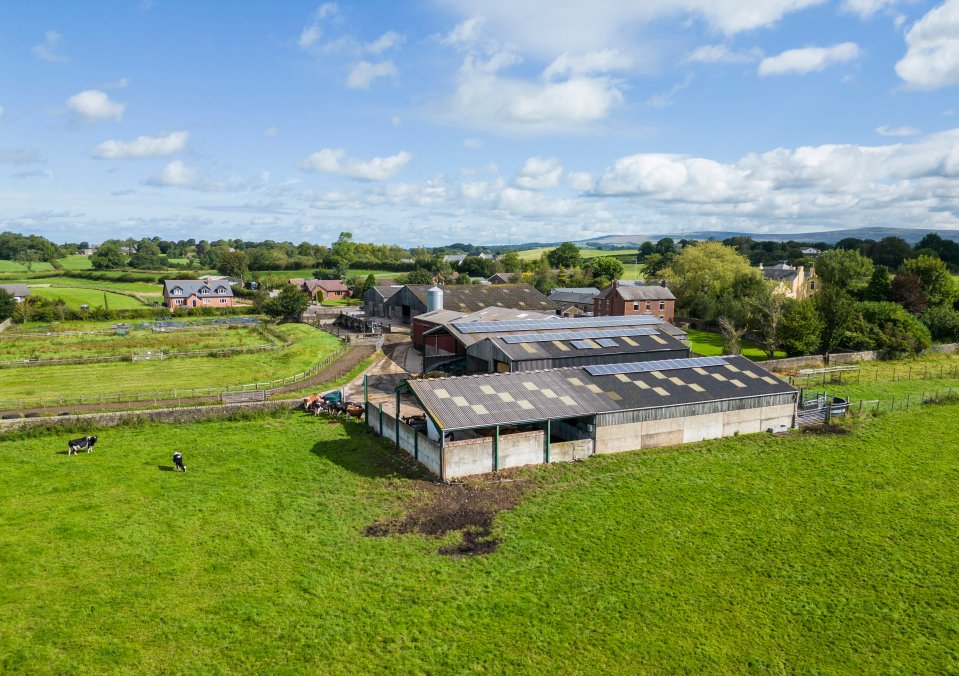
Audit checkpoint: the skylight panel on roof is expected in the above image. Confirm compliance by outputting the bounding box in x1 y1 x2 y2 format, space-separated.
500 327 659 344
452 315 662 334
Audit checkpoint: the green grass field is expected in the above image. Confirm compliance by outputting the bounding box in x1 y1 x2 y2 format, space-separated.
0 324 342 402
10 276 163 294
1 404 957 672
515 246 641 262
0 259 56 273
686 328 786 360
0 325 273 361
27 286 148 309
0 255 92 274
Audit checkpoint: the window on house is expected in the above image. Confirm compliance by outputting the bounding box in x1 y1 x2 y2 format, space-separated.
175 299 184 305
646 301 651 310
810 281 815 290
220 299 227 304
660 301 666 310
633 302 639 311
173 288 182 295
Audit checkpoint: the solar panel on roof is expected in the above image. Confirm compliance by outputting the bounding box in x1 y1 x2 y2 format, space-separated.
596 338 618 347
452 315 662 334
584 356 727 376
500 327 659 344
570 340 599 349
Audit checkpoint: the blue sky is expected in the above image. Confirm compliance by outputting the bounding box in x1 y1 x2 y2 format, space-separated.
2 0 959 247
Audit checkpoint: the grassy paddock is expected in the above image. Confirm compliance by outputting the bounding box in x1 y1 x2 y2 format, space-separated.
1 405 958 671
0 325 273 361
8 276 162 294
27 286 148 309
0 324 342 402
686 328 785 360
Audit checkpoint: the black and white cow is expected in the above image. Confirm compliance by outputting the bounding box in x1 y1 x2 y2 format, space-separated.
67 435 98 455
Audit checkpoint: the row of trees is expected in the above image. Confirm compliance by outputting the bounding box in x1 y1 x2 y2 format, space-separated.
665 242 959 358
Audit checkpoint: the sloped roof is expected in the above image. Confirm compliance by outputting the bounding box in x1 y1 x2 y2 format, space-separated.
308 279 349 293
162 280 234 297
489 327 689 362
369 285 403 300
405 283 557 314
548 288 599 305
763 269 798 282
488 272 518 283
597 284 676 301
407 354 795 430
0 283 30 297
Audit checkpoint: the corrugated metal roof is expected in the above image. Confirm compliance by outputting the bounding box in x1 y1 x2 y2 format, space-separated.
404 283 558 313
406 354 795 430
597 284 676 301
489 327 689 361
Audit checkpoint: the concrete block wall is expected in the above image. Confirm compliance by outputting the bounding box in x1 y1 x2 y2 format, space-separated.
365 402 442 477
444 437 493 478
496 430 544 470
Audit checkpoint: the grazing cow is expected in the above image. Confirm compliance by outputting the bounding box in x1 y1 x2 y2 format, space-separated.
67 435 97 455
172 452 187 472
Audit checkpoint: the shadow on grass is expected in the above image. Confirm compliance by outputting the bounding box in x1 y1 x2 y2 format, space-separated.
157 465 177 472
308 418 430 481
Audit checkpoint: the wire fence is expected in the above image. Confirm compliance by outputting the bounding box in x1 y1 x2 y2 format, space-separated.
0 342 351 412
788 363 959 388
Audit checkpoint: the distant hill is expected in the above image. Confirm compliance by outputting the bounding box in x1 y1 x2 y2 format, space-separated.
578 227 959 246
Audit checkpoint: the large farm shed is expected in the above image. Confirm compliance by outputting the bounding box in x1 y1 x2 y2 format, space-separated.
422 314 690 374
367 355 798 479
370 283 557 324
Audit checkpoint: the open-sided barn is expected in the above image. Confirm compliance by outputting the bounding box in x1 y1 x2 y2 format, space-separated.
367 355 798 479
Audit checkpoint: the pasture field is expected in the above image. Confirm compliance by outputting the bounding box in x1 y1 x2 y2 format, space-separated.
515 246 641 261
790 352 959 404
687 328 786 360
0 254 92 274
0 324 342 402
1 404 957 672
9 276 163 294
0 324 273 361
0 259 56 273
27 286 148 309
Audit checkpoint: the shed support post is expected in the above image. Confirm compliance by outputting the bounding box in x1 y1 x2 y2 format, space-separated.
363 375 368 424
395 391 400 449
414 429 418 461
439 433 445 481
379 404 383 437
493 425 499 472
545 419 551 463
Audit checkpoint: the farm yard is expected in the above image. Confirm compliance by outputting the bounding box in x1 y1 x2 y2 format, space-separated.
0 323 343 405
1 404 957 672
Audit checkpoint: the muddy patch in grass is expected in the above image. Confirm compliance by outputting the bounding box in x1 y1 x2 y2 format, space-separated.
801 424 851 435
365 480 527 557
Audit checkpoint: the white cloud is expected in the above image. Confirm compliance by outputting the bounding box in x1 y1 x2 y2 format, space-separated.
515 156 562 190
441 16 486 47
499 187 575 216
896 0 959 90
0 148 40 165
686 44 763 64
758 42 860 76
32 30 66 62
542 49 631 80
366 31 404 54
841 0 899 18
391 116 402 127
147 160 198 187
438 1 825 59
645 74 694 108
463 137 483 149
264 127 278 137
90 131 190 159
567 171 594 191
298 3 339 50
297 148 413 180
66 90 126 123
876 125 919 136
104 77 130 89
346 60 397 89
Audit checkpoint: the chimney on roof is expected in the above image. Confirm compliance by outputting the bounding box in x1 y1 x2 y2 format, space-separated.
611 279 618 289
660 279 667 288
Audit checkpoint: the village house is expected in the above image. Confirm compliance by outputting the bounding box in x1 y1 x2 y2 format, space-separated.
289 278 351 302
548 287 599 316
759 262 818 300
162 280 234 310
488 272 519 284
593 281 676 322
0 283 31 302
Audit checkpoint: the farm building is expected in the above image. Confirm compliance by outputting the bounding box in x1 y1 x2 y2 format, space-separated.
162 280 234 310
594 281 676 322
414 306 554 351
548 287 599 316
363 285 403 318
0 283 31 302
368 355 798 479
291 279 351 302
368 283 557 324
488 272 518 284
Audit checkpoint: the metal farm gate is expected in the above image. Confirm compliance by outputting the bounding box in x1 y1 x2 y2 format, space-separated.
796 391 850 426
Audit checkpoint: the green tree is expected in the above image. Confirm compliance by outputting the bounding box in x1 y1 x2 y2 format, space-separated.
922 306 959 342
901 255 958 307
263 285 310 321
780 299 823 356
846 302 931 355
498 251 522 273
0 289 15 321
814 248 874 291
589 257 624 284
546 242 581 269
90 242 127 270
217 250 249 279
863 265 891 302
14 249 40 272
888 273 928 315
128 238 166 269
401 269 435 285
459 256 495 278
749 282 788 359
661 241 759 321
868 236 912 269
330 231 357 267
358 274 377 297
815 287 859 357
